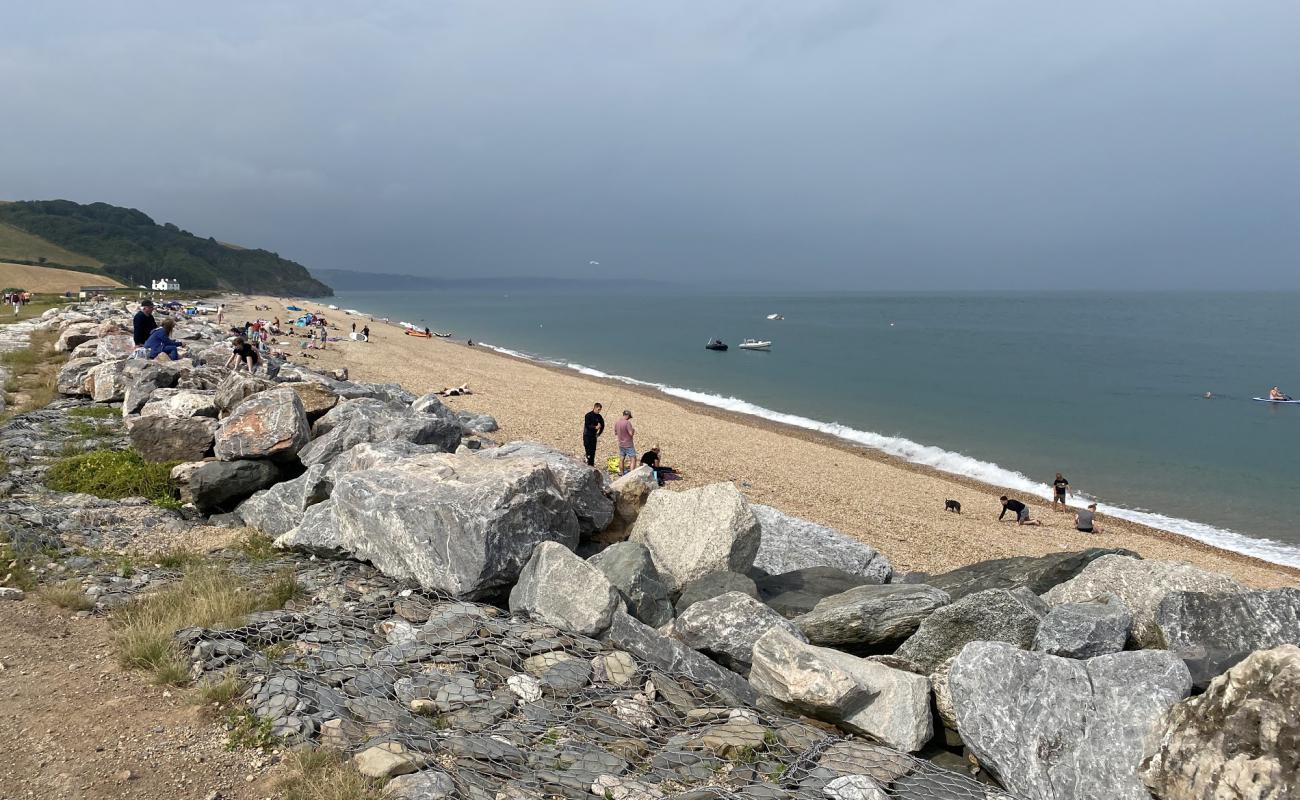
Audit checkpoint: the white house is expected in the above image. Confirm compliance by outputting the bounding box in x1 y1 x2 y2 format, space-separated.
151 277 181 292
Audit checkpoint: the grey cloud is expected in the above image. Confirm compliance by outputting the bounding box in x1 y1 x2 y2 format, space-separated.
1 1 1297 289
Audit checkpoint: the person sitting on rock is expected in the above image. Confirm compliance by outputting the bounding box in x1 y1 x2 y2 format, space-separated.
143 318 182 361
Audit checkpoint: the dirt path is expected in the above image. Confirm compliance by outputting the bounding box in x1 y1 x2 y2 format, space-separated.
0 599 280 800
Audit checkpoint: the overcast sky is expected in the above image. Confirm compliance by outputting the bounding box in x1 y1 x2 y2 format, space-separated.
2 1 1298 289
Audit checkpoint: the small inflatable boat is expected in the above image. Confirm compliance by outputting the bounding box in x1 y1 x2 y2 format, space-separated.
705 338 728 351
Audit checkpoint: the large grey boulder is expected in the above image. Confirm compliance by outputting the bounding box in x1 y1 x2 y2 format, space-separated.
675 571 759 616
55 321 98 351
751 504 892 582
906 547 1139 602
325 440 446 477
275 501 344 557
121 362 181 414
140 389 218 419
237 463 332 536
629 482 761 592
672 591 805 673
819 649 933 753
587 542 673 628
128 416 218 462
87 361 128 402
184 459 282 513
601 466 658 542
1153 588 1300 686
280 381 340 421
286 452 580 598
214 388 310 461
298 398 461 467
894 587 1048 674
602 608 755 707
1141 644 1299 800
950 641 1191 800
748 628 933 752
795 584 951 648
214 371 276 413
749 627 866 720
1043 555 1246 648
509 541 620 637
755 566 876 618
478 442 613 536
1033 599 1133 660
56 357 100 396
94 334 135 360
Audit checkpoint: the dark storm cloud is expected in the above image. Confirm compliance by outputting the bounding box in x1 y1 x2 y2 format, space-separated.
2 1 1298 289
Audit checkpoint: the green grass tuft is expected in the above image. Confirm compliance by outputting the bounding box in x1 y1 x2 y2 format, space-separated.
197 674 247 710
44 448 179 506
37 580 95 611
113 567 301 685
276 749 386 800
235 530 280 561
67 405 118 418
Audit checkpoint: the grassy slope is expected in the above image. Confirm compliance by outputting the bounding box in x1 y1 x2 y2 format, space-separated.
0 262 125 293
0 221 103 268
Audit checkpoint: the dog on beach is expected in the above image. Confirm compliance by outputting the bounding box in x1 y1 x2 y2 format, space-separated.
944 499 962 514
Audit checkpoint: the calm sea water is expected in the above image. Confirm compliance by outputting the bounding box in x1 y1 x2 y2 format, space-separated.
322 289 1300 566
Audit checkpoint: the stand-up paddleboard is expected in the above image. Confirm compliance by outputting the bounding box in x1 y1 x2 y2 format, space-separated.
1253 397 1300 404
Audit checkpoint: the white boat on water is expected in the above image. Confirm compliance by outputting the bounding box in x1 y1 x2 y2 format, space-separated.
327 304 339 310
738 338 772 351
766 313 784 320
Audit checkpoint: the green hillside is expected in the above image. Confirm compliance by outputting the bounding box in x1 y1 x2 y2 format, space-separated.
0 200 332 296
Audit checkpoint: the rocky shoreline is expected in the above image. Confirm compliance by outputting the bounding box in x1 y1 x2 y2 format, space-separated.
2 299 1297 800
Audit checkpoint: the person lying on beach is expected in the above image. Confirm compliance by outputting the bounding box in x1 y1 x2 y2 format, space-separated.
999 496 1042 526
224 335 261 373
1075 503 1101 533
1269 386 1293 401
143 318 182 361
438 384 473 397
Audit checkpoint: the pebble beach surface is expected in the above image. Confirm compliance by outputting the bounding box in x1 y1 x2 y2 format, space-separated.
227 294 1298 588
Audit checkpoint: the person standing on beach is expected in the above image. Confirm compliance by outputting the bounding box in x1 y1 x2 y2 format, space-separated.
613 410 636 475
1052 473 1072 511
582 403 605 466
999 496 1042 526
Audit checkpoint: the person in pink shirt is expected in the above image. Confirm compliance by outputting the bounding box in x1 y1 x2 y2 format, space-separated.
613 410 636 475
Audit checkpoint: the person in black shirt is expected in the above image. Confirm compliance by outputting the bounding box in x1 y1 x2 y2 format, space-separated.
223 335 261 373
640 446 681 486
132 299 158 346
999 495 1042 526
582 403 605 466
1051 473 1072 511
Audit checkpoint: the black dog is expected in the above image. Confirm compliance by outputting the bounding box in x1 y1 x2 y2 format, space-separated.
944 499 962 514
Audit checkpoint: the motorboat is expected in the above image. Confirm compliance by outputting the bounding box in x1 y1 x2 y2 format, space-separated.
766 313 784 320
705 338 729 351
738 339 772 351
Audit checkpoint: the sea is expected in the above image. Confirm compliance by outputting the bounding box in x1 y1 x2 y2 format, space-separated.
319 289 1300 568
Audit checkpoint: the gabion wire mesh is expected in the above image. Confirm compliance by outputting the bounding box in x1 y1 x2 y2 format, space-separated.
181 589 1018 800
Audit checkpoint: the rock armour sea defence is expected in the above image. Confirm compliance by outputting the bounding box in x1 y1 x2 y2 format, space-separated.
629 482 761 592
279 452 580 598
